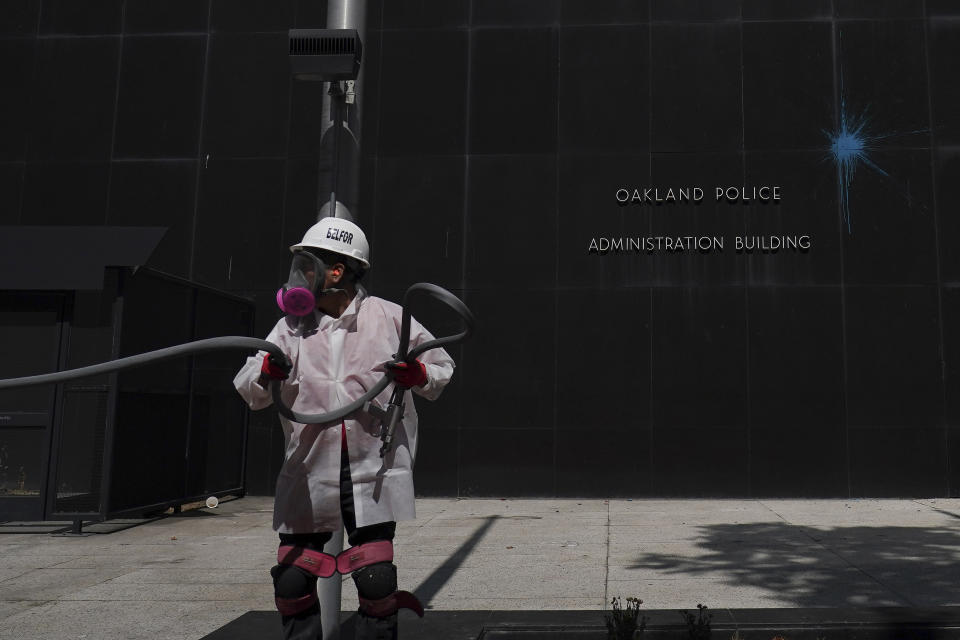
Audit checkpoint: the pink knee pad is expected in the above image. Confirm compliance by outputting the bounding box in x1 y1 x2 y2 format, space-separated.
336 540 394 574
340 541 424 619
277 544 338 578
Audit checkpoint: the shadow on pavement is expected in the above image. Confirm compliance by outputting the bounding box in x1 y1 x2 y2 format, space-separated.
622 522 960 607
414 515 501 608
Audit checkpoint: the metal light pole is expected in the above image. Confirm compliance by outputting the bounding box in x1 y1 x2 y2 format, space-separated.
288 3 367 636
317 0 367 222
313 6 366 638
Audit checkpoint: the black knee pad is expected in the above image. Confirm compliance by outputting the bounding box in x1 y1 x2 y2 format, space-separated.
271 563 317 599
352 561 397 601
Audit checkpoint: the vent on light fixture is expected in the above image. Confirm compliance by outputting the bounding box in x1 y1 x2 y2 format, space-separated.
289 28 362 81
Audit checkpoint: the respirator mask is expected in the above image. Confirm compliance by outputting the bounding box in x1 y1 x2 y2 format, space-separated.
276 251 326 316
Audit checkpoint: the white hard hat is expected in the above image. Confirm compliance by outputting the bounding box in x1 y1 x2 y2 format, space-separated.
290 217 370 269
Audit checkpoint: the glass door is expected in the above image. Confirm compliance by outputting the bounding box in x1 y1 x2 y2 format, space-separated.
0 293 65 522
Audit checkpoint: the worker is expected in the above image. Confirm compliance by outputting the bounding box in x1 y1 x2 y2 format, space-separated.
234 215 454 640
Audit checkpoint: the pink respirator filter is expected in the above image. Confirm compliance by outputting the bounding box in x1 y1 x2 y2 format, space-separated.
276 287 315 316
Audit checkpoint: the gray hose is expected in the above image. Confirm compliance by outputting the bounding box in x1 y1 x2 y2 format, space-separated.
0 336 283 389
0 335 390 425
273 371 392 425
0 283 475 426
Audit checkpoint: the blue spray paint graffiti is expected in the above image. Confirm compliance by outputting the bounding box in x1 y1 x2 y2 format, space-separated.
825 34 927 234
825 93 889 233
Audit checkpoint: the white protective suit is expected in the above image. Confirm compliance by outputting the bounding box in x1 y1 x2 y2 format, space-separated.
234 285 454 534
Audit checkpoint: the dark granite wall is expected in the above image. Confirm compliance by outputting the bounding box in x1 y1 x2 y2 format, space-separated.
2 0 959 497
363 1 960 498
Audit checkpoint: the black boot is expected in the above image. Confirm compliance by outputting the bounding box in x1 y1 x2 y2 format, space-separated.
279 601 324 640
354 611 397 640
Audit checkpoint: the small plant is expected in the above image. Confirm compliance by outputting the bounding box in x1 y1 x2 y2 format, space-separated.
679 603 712 640
605 596 648 640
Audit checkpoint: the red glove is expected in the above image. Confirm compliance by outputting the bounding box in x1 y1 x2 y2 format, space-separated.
387 359 427 388
261 353 292 380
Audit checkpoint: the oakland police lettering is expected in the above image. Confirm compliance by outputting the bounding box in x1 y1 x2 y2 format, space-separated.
326 228 353 244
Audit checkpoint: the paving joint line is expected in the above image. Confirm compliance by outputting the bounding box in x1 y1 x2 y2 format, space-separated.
603 500 611 608
0 568 33 585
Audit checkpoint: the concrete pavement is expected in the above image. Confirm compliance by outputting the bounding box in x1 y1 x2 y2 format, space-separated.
1 497 959 639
